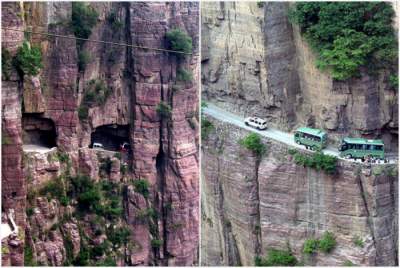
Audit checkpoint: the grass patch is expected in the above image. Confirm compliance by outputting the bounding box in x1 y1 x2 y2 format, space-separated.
352 235 364 248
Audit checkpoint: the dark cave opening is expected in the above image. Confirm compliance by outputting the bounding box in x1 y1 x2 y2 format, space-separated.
22 114 57 148
90 124 130 151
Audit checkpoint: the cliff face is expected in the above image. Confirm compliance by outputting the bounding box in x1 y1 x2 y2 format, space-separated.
2 2 198 266
201 2 398 266
201 118 398 266
201 2 398 150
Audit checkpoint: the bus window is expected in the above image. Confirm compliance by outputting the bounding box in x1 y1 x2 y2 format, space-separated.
364 144 371 150
316 137 321 142
340 144 348 151
374 145 383 151
355 144 362 150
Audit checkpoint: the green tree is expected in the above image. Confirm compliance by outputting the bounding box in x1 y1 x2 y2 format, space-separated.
15 42 43 76
165 29 192 57
239 133 266 157
71 2 98 41
289 2 397 80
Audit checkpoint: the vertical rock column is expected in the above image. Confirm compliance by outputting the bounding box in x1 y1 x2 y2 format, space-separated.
129 2 199 265
1 2 26 266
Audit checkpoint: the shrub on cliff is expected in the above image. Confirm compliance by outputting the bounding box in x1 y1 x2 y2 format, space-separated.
156 101 172 119
255 249 297 266
151 239 162 248
239 133 266 157
303 238 319 255
78 105 89 120
2 48 12 80
71 2 98 41
15 42 43 76
292 151 337 174
318 231 336 253
176 68 193 82
78 51 91 72
165 29 192 57
201 117 214 141
288 2 397 80
133 179 150 198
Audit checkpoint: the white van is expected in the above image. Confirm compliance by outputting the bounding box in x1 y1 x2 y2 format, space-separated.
93 142 104 149
244 117 267 130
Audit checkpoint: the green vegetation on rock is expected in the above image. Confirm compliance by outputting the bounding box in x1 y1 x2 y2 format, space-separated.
318 231 336 253
352 235 364 248
132 179 150 198
289 149 337 174
71 2 98 41
289 3 397 80
303 238 319 255
156 101 172 119
176 68 193 82
165 29 192 57
2 48 12 80
24 244 36 266
201 117 214 141
78 51 91 72
15 42 43 76
239 133 266 157
255 249 297 266
151 239 162 248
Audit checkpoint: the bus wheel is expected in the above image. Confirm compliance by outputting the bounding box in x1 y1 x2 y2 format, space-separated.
245 122 249 126
345 154 352 159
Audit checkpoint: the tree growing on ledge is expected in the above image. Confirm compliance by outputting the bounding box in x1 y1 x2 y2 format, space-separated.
14 42 43 76
165 28 192 57
239 133 266 157
289 2 397 80
71 2 98 41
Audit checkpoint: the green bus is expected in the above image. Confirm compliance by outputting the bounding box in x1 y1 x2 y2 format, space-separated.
338 137 384 160
294 127 327 150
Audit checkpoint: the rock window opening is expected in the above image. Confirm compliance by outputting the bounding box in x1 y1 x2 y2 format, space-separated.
22 114 57 148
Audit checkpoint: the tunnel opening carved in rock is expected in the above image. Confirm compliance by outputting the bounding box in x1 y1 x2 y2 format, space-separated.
22 114 57 148
90 124 130 151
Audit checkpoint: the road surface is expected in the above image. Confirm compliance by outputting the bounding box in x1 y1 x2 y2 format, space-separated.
23 145 56 153
203 103 397 164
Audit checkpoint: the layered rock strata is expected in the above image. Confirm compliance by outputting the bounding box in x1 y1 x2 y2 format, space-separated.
2 2 198 266
201 118 398 266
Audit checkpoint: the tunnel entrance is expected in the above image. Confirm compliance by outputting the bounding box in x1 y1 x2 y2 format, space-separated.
22 114 57 148
90 124 130 151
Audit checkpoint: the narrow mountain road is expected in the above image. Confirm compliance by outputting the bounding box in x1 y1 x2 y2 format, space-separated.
203 103 397 164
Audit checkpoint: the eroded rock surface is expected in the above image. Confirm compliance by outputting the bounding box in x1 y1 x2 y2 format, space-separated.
201 118 398 266
2 2 198 266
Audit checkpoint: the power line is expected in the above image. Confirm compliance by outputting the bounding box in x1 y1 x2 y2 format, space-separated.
2 27 192 55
